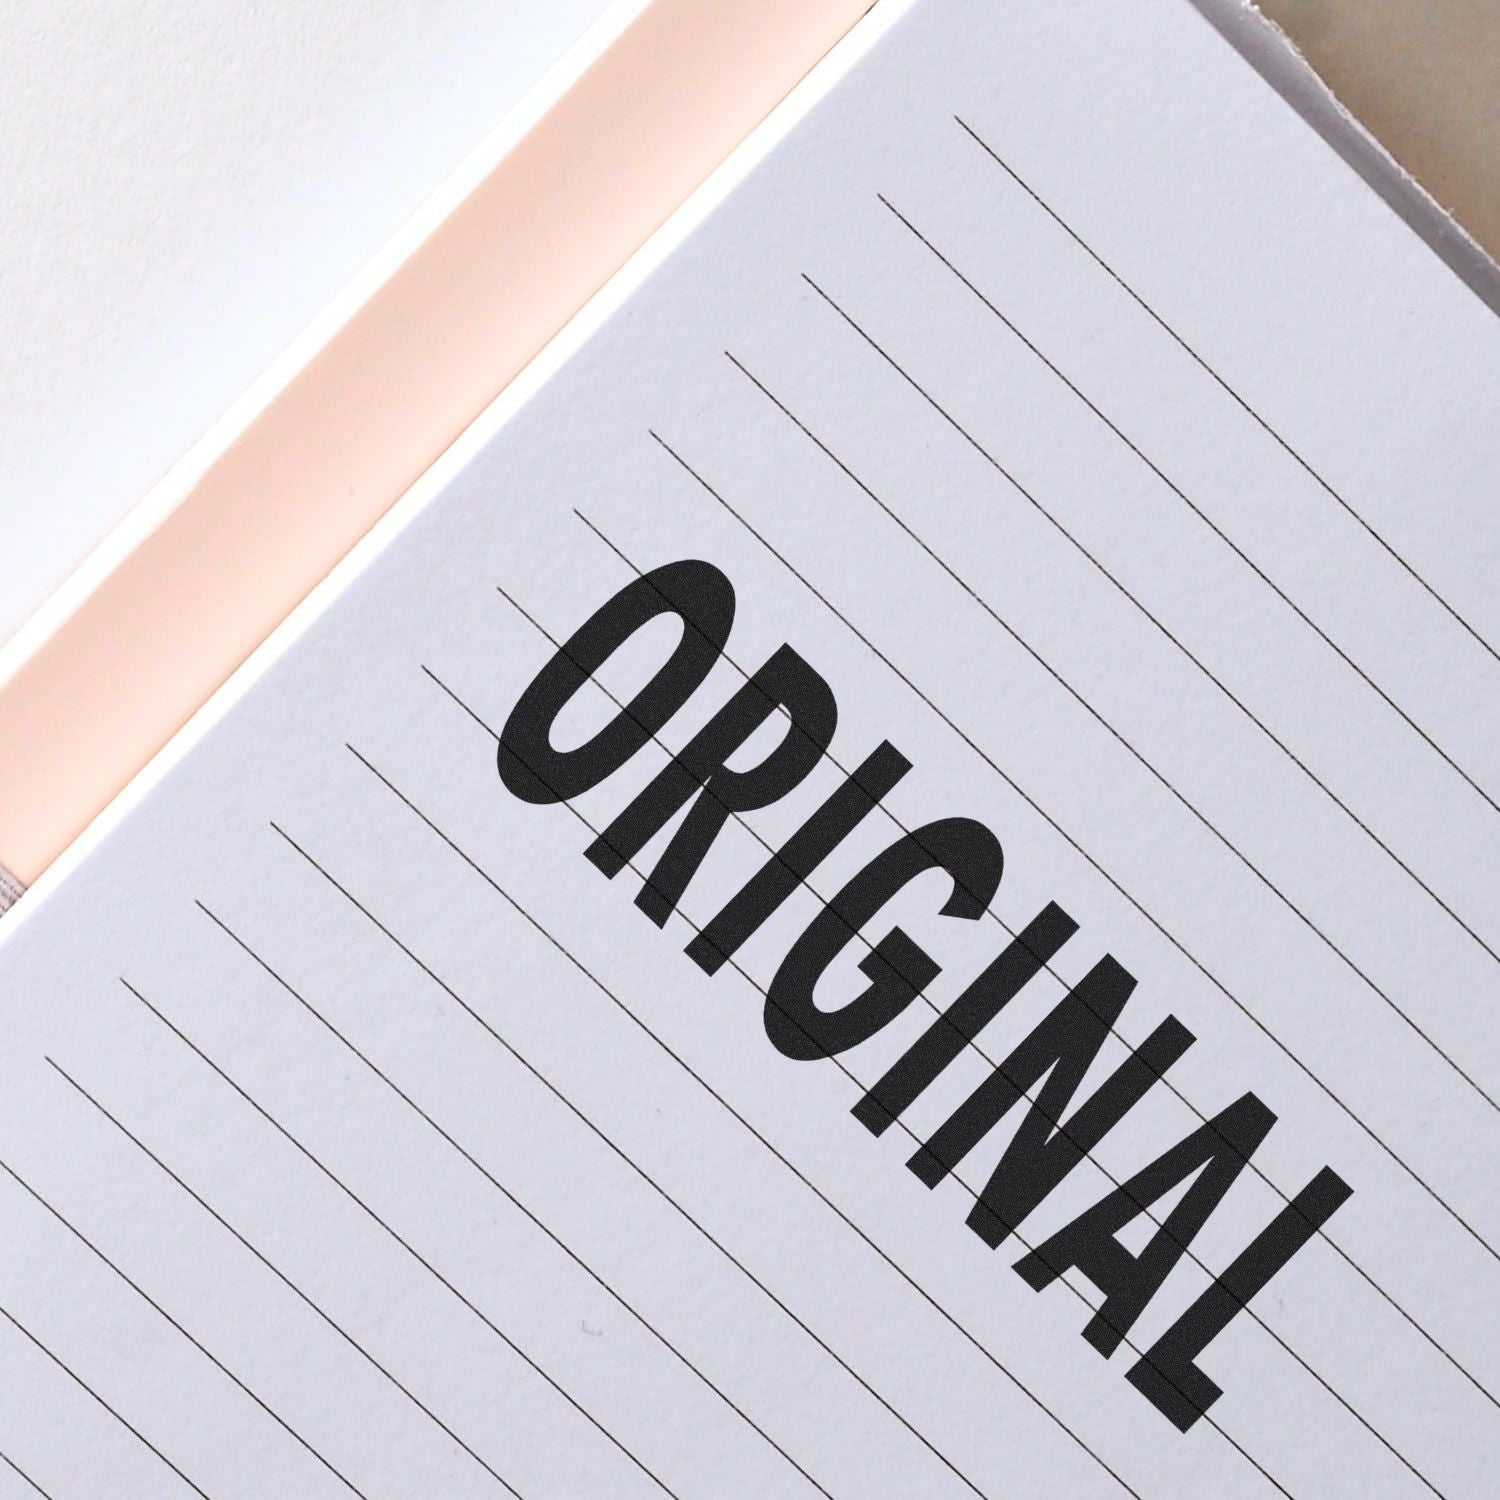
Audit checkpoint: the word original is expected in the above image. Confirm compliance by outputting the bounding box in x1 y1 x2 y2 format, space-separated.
496 557 1352 1432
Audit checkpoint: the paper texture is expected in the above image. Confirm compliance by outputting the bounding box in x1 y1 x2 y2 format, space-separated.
0 0 1496 1493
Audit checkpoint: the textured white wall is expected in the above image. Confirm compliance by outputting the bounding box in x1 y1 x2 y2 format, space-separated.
0 0 615 643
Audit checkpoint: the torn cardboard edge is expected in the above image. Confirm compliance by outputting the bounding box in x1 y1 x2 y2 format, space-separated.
1193 0 1500 319
1 0 1490 906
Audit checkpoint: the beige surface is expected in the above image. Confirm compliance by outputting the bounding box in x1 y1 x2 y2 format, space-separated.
1259 0 1500 258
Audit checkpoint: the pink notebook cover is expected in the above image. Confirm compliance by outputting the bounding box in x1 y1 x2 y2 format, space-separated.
0 0 872 895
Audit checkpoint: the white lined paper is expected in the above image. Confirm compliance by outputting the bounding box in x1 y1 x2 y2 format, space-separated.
2 0 1497 1493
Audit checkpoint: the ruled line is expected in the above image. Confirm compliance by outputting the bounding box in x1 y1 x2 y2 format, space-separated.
44 1063 527 1500
863 187 1500 965
355 737 1302 1497
124 971 681 1500
954 114 1500 672
280 771 1019 1500
0 1449 52 1500
341 742 1299 1498
742 271 1500 977
574 506 1500 1416
460 589 1455 1495
864 197 1500 826
140 944 834 1500
0 1303 211 1499
726 349 1500 1114
0 1155 368 1499
640 440 1500 1281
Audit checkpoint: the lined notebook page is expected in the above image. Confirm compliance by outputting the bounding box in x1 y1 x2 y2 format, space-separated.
3 0 1498 1494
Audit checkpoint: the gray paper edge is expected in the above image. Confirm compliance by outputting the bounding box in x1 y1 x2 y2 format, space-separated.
1192 0 1500 319
0 2 1489 938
